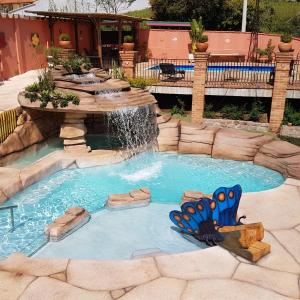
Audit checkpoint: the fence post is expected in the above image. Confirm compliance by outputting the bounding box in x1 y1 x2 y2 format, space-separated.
119 51 138 78
269 52 294 133
192 52 210 123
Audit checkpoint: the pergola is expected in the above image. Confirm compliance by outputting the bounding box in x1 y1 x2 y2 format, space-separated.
28 11 145 66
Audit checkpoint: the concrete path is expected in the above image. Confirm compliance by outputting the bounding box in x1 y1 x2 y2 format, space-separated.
0 70 40 112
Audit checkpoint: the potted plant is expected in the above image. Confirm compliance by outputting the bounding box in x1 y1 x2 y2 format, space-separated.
278 34 293 52
123 35 134 51
59 33 71 48
189 18 209 52
256 39 275 62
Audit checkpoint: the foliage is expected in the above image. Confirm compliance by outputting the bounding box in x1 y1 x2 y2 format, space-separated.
45 47 62 66
204 103 216 119
170 98 186 116
25 70 79 109
150 0 225 30
127 77 158 89
124 35 134 43
189 19 205 43
256 39 275 60
281 33 292 43
249 100 264 122
111 59 124 79
59 33 70 41
221 104 243 120
94 0 136 13
62 55 92 74
283 103 300 126
126 8 153 19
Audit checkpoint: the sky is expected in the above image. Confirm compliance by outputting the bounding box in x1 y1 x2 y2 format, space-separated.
12 0 150 15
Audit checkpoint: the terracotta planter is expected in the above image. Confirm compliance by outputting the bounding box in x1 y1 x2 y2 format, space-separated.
59 40 71 49
258 55 269 63
278 42 292 53
196 42 208 52
123 43 135 51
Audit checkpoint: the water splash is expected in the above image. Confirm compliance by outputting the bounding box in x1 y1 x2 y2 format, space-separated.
106 104 158 157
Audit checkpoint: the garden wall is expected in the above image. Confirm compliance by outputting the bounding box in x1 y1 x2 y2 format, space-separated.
157 116 300 180
140 29 300 59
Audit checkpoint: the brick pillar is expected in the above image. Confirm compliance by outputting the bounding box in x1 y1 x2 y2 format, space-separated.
192 52 210 123
119 51 138 78
269 52 293 133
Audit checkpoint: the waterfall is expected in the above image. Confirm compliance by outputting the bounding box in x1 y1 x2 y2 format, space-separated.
95 88 124 96
106 104 158 157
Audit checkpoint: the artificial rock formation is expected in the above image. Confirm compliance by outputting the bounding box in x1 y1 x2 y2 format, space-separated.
107 188 151 209
181 191 212 204
179 122 218 155
254 140 300 179
45 207 90 242
60 113 91 153
157 115 180 151
212 128 273 161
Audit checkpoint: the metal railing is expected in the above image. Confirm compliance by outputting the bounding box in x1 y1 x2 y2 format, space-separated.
206 61 275 85
289 58 300 85
135 59 194 83
0 205 18 232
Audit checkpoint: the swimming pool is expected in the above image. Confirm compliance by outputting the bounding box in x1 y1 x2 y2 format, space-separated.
0 152 284 259
148 65 275 72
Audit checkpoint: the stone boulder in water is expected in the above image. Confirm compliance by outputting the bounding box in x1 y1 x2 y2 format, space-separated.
107 188 151 209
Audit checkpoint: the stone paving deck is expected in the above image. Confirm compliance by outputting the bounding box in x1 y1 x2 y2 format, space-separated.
0 70 40 112
0 179 300 299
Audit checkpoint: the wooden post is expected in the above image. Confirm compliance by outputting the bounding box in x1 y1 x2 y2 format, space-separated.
118 20 122 51
92 18 103 68
48 17 55 47
74 19 79 54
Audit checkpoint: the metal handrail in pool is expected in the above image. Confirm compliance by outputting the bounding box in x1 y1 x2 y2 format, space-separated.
0 205 18 232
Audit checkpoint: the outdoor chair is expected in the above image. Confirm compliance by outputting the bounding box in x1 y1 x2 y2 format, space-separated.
159 63 185 80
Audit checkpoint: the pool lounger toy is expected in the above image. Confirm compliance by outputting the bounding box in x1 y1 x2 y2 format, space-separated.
169 184 271 262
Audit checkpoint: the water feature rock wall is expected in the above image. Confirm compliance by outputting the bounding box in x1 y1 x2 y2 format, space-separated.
157 116 300 180
0 108 64 158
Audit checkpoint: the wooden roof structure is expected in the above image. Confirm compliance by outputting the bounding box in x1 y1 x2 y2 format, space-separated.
27 11 145 66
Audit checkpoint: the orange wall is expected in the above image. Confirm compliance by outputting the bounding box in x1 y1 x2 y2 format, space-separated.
0 16 94 80
0 16 49 80
141 29 300 59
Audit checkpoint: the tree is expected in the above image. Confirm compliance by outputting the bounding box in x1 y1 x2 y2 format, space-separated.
94 0 136 13
149 0 226 30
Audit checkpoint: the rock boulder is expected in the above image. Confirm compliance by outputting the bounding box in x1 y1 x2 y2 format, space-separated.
212 128 273 161
157 116 180 151
45 207 90 241
254 140 300 179
179 122 218 155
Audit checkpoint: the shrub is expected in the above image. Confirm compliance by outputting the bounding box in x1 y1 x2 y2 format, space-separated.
25 70 79 109
281 33 292 43
199 35 208 43
221 104 243 120
249 100 264 122
62 55 92 74
59 33 70 41
124 35 134 43
204 103 216 119
283 103 300 126
256 39 275 60
170 98 185 116
127 77 158 89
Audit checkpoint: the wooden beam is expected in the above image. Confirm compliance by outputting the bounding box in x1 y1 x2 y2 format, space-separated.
118 20 122 51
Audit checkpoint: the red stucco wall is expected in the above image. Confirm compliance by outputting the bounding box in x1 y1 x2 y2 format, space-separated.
140 29 300 60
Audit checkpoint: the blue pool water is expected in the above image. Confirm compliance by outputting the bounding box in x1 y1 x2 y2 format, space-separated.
0 152 284 258
148 65 275 72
